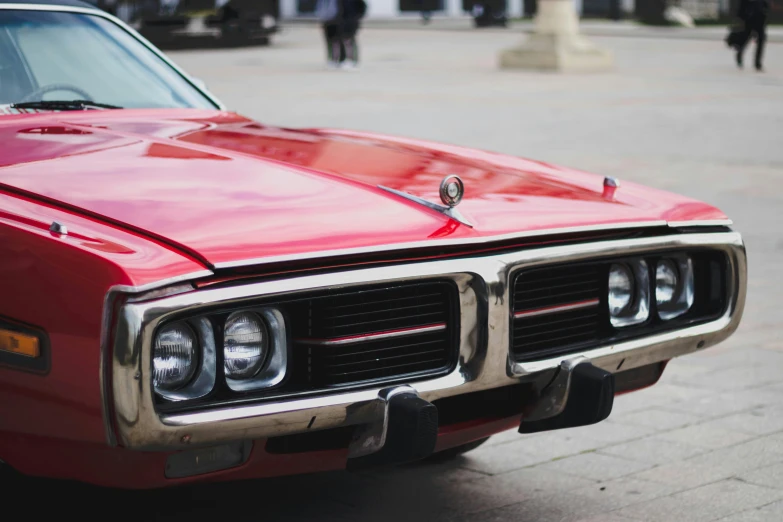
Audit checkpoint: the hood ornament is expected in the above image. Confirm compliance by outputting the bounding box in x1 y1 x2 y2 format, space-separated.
378 174 473 228
49 221 68 236
602 176 620 200
439 175 464 207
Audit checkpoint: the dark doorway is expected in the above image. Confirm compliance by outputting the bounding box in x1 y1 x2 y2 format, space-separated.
400 0 444 11
298 0 316 14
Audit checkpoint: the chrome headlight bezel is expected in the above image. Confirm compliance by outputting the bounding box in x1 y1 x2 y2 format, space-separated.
656 255 695 321
224 308 288 393
223 310 270 380
153 318 216 402
151 308 288 402
608 259 650 328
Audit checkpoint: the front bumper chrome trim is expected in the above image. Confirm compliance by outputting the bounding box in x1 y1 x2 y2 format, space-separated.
110 231 746 450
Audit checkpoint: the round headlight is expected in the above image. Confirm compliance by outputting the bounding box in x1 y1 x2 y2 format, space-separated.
224 311 268 380
608 264 634 316
153 322 197 392
657 257 694 320
656 260 679 306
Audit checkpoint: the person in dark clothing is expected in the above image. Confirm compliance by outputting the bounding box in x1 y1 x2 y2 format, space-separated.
415 0 432 24
339 0 366 69
735 0 769 71
316 0 342 68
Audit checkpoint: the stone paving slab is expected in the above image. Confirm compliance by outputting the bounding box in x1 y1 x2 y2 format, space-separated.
597 436 710 465
533 452 657 482
615 479 783 521
717 500 783 522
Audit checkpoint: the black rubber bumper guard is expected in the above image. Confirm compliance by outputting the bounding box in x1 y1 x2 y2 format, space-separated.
346 358 615 471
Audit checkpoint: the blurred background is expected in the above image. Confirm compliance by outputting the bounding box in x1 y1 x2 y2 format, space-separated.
81 0 783 50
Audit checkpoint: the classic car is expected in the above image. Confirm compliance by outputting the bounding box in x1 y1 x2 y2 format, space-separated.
0 0 746 489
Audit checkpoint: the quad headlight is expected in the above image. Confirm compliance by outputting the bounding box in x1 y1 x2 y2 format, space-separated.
656 256 694 320
606 255 695 329
152 308 286 401
153 322 197 392
608 260 650 328
608 264 633 317
223 311 268 380
152 317 216 401
223 308 287 392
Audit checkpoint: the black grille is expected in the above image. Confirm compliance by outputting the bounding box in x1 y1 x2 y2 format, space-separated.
512 264 605 360
293 282 458 387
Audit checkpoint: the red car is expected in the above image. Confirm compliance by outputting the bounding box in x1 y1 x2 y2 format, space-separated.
0 0 746 489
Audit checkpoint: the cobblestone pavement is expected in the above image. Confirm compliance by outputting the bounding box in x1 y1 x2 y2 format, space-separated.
12 26 783 521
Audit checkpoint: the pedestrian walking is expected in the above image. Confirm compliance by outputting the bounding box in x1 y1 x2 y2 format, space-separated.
339 0 367 69
316 0 343 68
734 0 770 71
416 0 432 24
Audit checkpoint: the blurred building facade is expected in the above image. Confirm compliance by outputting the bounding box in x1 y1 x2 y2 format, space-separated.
280 0 526 18
280 0 763 20
279 0 672 19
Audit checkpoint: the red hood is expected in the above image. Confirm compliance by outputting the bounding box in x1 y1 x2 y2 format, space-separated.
0 109 727 269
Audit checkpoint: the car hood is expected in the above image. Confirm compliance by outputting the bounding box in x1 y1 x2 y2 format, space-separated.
0 109 727 270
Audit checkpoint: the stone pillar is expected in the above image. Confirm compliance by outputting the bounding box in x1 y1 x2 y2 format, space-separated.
446 0 464 17
508 0 525 18
499 0 613 72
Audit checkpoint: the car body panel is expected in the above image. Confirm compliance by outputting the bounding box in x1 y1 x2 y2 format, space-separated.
0 109 728 271
0 191 207 448
0 415 519 488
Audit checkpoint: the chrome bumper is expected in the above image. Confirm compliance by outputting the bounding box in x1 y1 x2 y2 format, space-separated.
110 231 746 450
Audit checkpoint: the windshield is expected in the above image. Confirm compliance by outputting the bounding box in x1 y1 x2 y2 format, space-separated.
0 9 217 109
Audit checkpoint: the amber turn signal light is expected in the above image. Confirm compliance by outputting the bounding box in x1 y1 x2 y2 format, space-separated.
0 328 40 358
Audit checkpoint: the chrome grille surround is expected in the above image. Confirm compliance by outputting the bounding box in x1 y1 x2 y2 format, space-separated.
110 231 746 450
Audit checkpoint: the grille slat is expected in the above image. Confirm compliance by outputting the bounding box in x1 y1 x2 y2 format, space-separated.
323 338 445 359
515 311 598 330
313 312 447 334
514 270 600 287
318 292 443 312
513 323 600 344
295 282 456 387
329 358 448 379
517 280 601 294
512 264 605 360
514 275 600 288
324 348 448 369
323 302 443 321
517 289 601 307
514 318 599 338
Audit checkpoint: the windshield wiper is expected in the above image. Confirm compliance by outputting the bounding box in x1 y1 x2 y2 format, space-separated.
10 100 123 111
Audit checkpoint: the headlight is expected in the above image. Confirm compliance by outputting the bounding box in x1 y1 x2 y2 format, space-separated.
608 264 633 316
153 318 216 401
608 260 650 328
224 311 268 379
224 308 288 392
656 260 678 305
656 256 694 320
153 322 197 392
